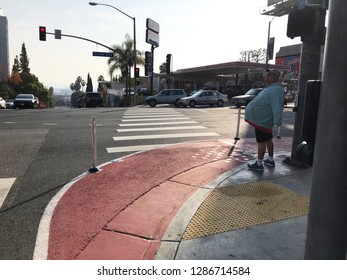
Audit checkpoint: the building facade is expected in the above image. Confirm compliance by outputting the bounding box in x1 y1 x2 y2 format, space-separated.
0 15 9 80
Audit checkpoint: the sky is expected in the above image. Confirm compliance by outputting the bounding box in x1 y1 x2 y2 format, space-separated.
1 0 300 92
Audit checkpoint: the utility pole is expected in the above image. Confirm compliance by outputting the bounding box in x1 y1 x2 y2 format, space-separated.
304 0 347 259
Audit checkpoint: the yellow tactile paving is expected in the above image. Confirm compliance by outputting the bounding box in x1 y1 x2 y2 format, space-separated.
183 181 309 240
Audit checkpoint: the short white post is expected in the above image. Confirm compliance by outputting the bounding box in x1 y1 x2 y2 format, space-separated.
235 107 241 140
89 116 99 173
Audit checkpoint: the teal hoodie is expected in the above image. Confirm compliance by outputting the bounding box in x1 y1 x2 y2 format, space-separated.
245 82 285 130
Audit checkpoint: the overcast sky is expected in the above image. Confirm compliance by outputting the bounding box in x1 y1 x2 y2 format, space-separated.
1 0 300 91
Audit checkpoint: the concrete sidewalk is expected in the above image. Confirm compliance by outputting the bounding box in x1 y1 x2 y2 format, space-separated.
34 137 312 260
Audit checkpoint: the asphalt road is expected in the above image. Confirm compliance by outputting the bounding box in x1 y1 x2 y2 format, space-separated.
0 104 295 259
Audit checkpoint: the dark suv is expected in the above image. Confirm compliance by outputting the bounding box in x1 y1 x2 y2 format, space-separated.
78 92 103 107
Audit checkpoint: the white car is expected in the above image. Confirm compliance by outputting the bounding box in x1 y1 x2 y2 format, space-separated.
0 97 6 109
178 90 228 107
13 94 39 109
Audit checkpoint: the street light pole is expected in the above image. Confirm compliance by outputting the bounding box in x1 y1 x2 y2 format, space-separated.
89 2 136 96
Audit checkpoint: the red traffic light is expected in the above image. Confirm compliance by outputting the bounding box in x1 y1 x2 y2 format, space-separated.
135 67 140 77
39 26 46 41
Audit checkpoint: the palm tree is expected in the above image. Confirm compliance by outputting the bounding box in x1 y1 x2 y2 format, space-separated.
108 34 144 96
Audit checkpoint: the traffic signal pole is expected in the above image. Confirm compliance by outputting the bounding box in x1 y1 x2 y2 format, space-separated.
304 0 347 259
288 41 323 162
45 31 116 52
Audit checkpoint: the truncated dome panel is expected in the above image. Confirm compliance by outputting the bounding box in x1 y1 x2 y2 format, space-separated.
183 181 309 240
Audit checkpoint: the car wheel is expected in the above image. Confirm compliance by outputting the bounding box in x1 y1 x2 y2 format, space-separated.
189 100 196 108
217 100 224 107
174 99 180 107
149 99 157 107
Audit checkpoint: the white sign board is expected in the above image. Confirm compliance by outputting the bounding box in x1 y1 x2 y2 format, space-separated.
146 18 159 33
146 29 159 47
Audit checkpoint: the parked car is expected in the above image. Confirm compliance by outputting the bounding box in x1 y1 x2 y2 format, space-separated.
0 97 6 109
145 89 187 107
77 92 103 107
224 85 252 99
137 88 150 96
13 94 39 109
231 88 263 108
178 90 228 107
5 99 14 109
284 91 296 106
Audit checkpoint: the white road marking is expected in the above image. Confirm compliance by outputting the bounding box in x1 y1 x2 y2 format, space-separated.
43 123 58 126
113 132 220 141
107 144 169 153
107 108 217 154
123 114 183 118
0 178 16 208
122 117 190 122
116 126 206 132
118 121 198 127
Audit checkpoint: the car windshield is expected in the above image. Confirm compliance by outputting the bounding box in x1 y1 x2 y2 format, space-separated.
245 89 261 96
191 91 204 97
16 94 33 99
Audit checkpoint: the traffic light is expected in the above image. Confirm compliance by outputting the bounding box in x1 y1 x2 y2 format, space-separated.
135 67 140 78
166 54 172 75
39 26 46 41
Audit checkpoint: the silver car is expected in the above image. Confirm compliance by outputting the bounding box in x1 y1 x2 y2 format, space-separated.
146 89 186 107
179 90 228 107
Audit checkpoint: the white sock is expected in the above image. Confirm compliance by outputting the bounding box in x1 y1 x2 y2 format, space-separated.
257 159 263 166
268 156 274 161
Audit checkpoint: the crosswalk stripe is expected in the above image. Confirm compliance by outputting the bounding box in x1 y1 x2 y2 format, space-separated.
117 126 206 132
113 132 220 141
118 121 198 127
122 117 190 122
106 108 217 154
0 178 16 208
123 114 183 118
107 144 169 153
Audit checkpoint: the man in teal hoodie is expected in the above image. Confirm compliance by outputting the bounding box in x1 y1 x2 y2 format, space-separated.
245 68 285 171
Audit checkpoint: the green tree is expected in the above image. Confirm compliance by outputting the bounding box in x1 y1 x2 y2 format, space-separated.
159 62 167 74
12 55 20 73
108 34 144 96
70 76 85 108
20 43 30 73
86 73 93 92
2 44 54 107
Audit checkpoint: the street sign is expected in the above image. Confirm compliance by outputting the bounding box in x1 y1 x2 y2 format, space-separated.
146 18 160 47
146 29 159 47
92 51 114 57
146 18 160 33
55 29 62 39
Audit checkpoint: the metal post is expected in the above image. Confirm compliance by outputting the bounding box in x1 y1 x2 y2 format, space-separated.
89 116 99 173
133 17 137 97
150 44 155 95
288 41 323 162
305 0 347 259
235 107 241 140
227 108 241 157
